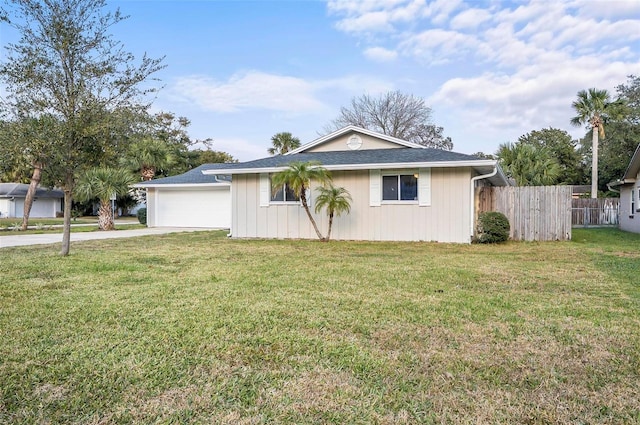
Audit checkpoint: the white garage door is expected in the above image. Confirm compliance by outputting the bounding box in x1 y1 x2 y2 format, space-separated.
155 187 230 228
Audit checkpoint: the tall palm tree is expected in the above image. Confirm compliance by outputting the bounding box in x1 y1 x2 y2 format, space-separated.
121 138 174 181
268 132 301 155
314 184 352 241
75 167 137 230
570 88 611 198
271 161 332 240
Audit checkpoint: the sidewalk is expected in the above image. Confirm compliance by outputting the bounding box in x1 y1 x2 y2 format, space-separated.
0 227 214 248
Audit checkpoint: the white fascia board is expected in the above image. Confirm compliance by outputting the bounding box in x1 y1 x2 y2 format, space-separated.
202 160 498 175
132 182 231 188
286 125 426 155
609 178 636 187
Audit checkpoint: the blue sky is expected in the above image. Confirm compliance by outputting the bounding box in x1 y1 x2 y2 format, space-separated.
2 0 640 161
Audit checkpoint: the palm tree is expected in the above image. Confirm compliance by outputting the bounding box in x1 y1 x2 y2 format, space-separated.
570 88 611 198
268 132 301 155
497 142 561 186
75 167 137 230
271 161 332 240
314 184 352 241
121 138 174 181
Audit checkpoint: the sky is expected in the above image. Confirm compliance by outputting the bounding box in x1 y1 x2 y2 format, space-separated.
2 0 640 161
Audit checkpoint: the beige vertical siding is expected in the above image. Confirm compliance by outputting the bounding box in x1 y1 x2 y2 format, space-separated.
305 134 404 152
232 168 473 243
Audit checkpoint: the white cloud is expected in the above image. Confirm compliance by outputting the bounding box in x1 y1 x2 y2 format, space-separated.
399 29 480 64
171 71 325 114
363 46 398 62
169 71 395 115
450 8 492 30
328 0 428 34
431 58 640 147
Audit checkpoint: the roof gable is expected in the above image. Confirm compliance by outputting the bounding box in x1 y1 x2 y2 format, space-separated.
622 143 640 181
286 126 426 155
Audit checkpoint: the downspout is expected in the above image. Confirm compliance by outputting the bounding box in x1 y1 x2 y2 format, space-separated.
469 166 498 242
606 183 619 194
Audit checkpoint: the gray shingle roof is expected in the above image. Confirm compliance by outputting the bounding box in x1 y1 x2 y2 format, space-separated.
202 148 484 172
134 163 234 186
0 183 64 198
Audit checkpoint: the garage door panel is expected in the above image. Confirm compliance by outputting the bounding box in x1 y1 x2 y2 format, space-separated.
156 188 230 228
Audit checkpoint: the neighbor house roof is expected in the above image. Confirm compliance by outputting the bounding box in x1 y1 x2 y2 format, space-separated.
133 164 233 188
201 148 509 186
0 183 64 198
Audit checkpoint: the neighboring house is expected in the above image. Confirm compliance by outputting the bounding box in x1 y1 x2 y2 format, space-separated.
134 164 234 228
610 144 640 233
200 126 509 243
0 183 63 218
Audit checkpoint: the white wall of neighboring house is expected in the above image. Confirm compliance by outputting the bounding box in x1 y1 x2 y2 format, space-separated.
619 179 640 234
1 198 61 218
0 199 13 218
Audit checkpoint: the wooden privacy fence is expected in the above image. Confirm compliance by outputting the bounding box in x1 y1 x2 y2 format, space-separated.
571 198 619 226
477 186 573 241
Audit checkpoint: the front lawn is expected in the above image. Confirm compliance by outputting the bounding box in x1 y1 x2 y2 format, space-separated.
1 229 639 424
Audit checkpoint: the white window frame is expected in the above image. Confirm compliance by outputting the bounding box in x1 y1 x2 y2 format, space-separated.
369 168 430 207
259 173 306 207
381 170 419 204
270 182 300 204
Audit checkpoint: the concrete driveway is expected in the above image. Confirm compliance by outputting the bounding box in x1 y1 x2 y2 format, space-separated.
0 227 216 248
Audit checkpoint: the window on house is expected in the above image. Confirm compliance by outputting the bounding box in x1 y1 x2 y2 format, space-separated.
382 174 418 201
271 183 299 203
632 189 636 215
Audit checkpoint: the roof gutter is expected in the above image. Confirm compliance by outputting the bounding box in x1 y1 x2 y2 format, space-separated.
469 166 498 242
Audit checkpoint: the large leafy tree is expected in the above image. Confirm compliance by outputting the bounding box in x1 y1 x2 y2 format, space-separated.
314 184 352 241
271 161 332 241
0 114 62 229
0 0 164 255
496 142 561 186
268 132 301 155
325 91 453 150
570 88 612 198
517 128 585 185
75 167 136 230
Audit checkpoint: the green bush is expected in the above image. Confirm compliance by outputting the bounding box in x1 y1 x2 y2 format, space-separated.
136 207 147 225
476 211 510 243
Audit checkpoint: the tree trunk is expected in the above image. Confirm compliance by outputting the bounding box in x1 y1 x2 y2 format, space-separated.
300 188 325 241
141 166 156 181
591 128 598 199
98 200 114 230
325 211 334 242
60 174 74 256
21 163 43 230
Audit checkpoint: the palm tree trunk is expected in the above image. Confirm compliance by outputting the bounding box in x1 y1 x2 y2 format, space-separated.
141 166 156 181
98 200 114 230
591 129 598 199
300 190 325 241
325 212 334 242
21 163 43 230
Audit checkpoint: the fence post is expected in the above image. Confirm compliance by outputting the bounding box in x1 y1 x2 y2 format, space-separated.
584 207 588 228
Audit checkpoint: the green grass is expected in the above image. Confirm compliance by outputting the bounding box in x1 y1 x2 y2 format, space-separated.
1 228 639 424
0 217 98 226
0 217 142 234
